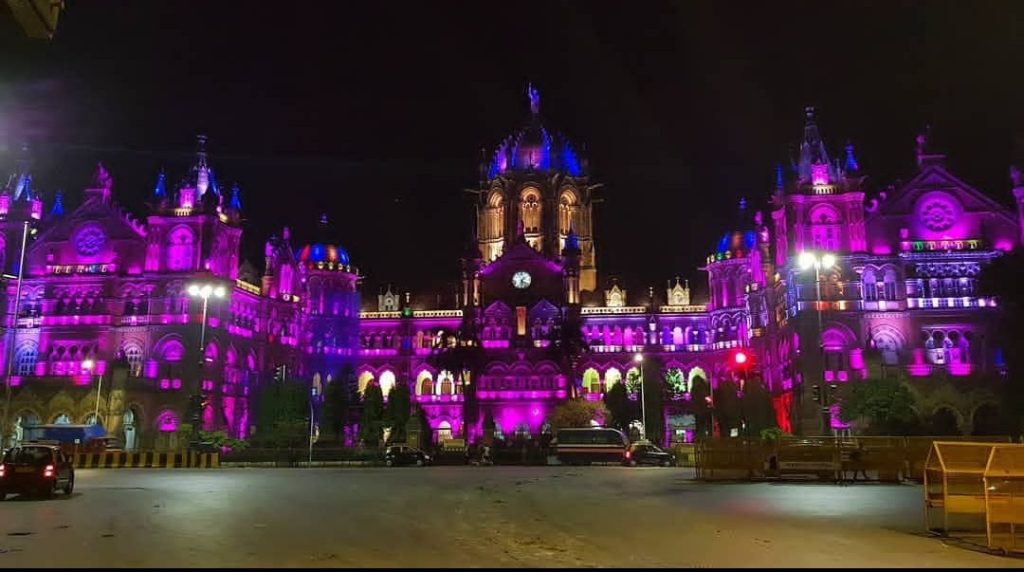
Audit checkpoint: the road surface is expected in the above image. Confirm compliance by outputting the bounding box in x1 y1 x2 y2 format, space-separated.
0 466 1019 567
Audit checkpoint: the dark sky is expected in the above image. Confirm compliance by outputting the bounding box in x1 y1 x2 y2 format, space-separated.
2 1 1024 304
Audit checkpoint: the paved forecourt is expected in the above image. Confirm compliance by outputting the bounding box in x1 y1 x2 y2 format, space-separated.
0 466 1020 567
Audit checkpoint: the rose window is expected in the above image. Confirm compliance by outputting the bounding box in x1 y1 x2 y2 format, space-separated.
75 225 107 256
919 200 956 232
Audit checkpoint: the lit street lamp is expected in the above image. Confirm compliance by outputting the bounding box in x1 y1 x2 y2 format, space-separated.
797 251 837 434
82 358 102 425
186 282 226 446
187 283 227 367
634 353 647 441
309 386 318 466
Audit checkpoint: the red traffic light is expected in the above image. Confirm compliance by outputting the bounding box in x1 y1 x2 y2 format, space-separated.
733 351 748 365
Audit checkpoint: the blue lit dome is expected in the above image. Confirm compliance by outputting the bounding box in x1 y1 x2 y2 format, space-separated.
709 198 760 263
297 214 352 271
487 86 585 179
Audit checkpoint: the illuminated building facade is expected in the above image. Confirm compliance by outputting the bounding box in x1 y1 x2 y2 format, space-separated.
358 96 1024 442
1 139 359 449
4 94 1022 448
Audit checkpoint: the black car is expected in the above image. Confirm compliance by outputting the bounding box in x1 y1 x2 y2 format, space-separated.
623 442 675 467
383 446 431 467
0 444 76 499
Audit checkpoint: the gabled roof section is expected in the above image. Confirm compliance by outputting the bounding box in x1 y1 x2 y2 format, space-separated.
869 162 1016 225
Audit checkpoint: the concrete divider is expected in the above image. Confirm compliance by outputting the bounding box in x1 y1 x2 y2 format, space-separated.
73 451 219 469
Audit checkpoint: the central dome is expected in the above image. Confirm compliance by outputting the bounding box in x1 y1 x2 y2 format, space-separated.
487 86 585 178
297 214 352 270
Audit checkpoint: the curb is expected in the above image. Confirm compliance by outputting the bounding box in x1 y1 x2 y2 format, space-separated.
221 460 378 468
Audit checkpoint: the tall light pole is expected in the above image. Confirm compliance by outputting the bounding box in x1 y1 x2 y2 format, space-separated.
797 251 836 434
309 386 318 465
187 282 226 443
81 358 102 424
633 353 647 441
2 220 31 448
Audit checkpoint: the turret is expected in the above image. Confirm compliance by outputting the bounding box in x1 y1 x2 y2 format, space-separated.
1011 165 1024 247
561 225 582 305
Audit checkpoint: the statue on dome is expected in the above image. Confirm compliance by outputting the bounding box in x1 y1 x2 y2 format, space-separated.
527 83 540 115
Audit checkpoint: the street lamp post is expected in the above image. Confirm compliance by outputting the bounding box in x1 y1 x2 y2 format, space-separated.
82 358 102 424
634 353 646 441
187 282 226 445
2 220 31 448
797 251 837 435
309 386 318 465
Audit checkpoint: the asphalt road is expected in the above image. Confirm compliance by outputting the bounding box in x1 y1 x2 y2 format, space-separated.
0 466 1020 568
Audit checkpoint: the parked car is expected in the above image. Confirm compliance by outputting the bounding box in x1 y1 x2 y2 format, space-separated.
383 446 431 467
0 444 76 499
623 442 675 467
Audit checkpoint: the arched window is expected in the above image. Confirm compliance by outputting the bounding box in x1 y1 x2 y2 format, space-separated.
862 269 878 302
436 420 453 442
558 189 578 238
604 367 622 390
378 370 396 397
520 189 541 234
166 226 195 271
53 413 72 425
582 368 601 394
416 371 434 396
156 410 179 432
357 371 375 395
809 205 841 251
122 343 144 376
438 370 455 395
882 269 898 301
161 339 185 362
15 344 38 376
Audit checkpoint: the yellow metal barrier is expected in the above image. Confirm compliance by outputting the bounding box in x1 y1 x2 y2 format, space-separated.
924 441 1001 535
73 451 219 468
984 444 1024 553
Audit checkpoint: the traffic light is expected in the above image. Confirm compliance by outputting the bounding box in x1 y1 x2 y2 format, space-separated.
733 350 749 366
811 384 822 403
274 364 287 382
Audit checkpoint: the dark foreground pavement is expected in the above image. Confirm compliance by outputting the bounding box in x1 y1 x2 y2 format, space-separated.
0 466 1019 568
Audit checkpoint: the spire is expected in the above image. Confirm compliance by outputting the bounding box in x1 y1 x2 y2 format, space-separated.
194 134 210 196
844 141 859 172
15 173 32 201
229 182 242 211
85 162 113 202
775 163 784 189
208 167 220 197
527 83 540 116
50 190 64 217
798 106 830 183
153 169 167 199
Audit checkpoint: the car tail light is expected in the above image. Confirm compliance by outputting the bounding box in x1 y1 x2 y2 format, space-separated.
0 464 5 478
44 464 55 478
624 450 631 459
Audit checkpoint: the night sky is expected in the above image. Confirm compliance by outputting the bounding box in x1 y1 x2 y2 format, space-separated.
2 1 1024 305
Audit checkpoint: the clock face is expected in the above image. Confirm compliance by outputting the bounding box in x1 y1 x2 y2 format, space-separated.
512 271 532 289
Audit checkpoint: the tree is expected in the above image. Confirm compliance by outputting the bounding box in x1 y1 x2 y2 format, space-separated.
641 362 665 445
664 368 686 398
603 382 635 432
838 378 920 435
385 380 411 444
320 379 351 444
256 378 310 447
713 379 742 437
551 398 607 431
740 378 777 436
481 411 496 446
690 375 713 438
547 306 590 399
428 324 484 438
359 382 384 446
979 249 1024 438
